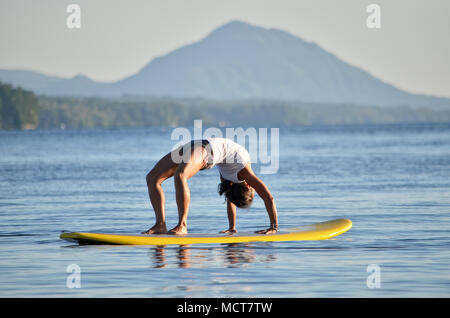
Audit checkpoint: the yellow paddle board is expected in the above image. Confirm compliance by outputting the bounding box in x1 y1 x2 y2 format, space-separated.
60 218 352 245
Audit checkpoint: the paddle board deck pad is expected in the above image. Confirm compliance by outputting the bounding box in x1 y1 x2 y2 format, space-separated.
60 218 352 245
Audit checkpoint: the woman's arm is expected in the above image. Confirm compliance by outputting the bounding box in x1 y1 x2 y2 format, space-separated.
219 175 237 233
239 164 278 234
220 199 237 233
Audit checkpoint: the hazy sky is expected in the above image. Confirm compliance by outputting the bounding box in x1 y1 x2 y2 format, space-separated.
0 0 449 98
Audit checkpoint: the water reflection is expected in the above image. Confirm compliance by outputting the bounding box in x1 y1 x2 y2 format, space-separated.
148 243 277 268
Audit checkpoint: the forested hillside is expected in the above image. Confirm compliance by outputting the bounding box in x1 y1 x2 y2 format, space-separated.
1 82 450 130
0 81 39 129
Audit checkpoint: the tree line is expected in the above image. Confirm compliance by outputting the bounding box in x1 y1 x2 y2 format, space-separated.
1 81 450 130
0 81 39 129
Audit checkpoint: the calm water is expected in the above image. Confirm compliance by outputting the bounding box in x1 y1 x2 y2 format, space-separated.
0 123 449 297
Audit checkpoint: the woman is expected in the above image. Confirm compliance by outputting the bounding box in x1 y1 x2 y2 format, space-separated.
142 138 278 235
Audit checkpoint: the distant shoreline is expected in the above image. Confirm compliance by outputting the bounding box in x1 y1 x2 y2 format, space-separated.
34 95 450 130
2 80 450 131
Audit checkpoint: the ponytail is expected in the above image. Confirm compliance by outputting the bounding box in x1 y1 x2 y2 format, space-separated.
218 180 232 196
218 179 254 208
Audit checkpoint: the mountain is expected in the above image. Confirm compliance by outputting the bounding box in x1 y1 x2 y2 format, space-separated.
1 20 449 108
0 69 105 96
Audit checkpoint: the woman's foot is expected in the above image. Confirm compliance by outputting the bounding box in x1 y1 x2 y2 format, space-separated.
141 223 167 234
168 224 187 235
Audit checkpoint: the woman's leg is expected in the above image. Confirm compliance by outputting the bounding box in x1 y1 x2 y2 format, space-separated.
169 145 208 234
142 151 178 234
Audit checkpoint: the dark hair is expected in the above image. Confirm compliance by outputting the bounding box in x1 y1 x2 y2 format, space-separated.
218 179 254 208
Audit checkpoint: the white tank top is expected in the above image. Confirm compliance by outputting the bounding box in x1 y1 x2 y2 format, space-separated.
206 138 250 183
